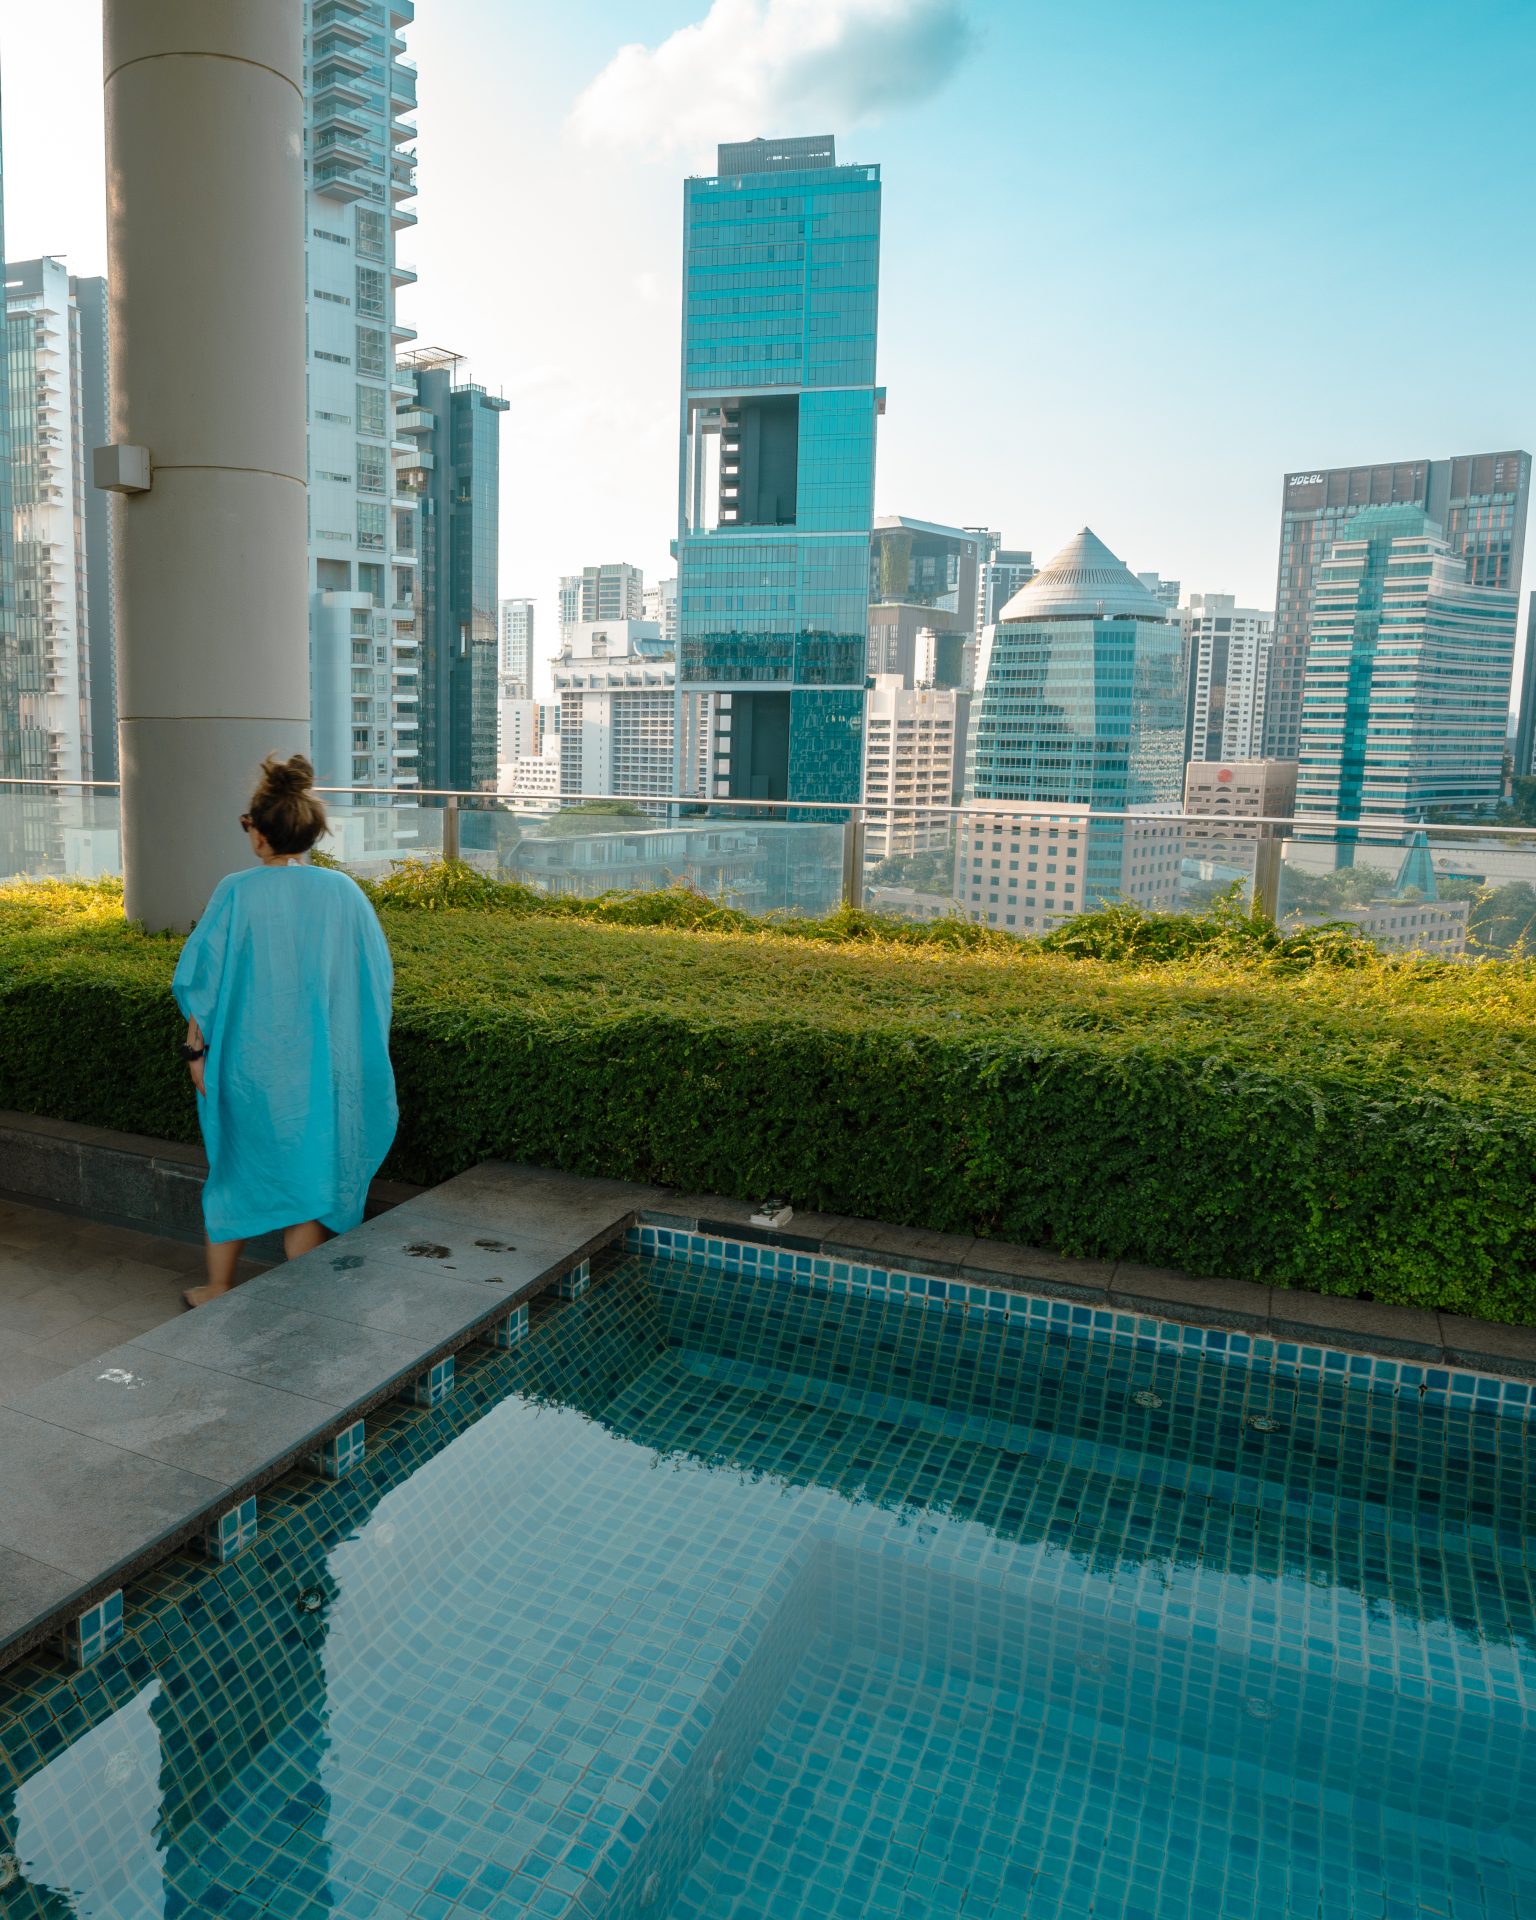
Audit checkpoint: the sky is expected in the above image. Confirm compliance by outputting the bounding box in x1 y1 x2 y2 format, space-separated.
4 0 1534 702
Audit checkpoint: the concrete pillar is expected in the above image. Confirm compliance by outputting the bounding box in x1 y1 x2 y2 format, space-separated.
103 1 308 931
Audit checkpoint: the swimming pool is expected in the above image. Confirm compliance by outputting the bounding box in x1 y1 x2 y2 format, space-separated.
1 1245 1532 1919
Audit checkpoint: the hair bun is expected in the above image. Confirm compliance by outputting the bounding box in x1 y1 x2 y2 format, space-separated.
259 752 315 797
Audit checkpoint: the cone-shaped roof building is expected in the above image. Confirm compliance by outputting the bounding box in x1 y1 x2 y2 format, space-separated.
997 528 1169 623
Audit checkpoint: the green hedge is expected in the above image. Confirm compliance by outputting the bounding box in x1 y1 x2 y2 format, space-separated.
2 875 1534 1322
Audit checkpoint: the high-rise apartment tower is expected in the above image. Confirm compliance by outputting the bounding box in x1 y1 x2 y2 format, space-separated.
303 0 421 790
676 135 882 804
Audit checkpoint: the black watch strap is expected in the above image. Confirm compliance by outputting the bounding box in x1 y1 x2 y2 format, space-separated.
180 1042 207 1063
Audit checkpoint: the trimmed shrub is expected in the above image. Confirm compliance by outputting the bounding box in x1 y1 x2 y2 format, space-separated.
2 874 1534 1322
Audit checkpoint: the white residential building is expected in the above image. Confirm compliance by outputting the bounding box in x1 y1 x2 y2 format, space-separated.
303 0 421 791
862 677 957 860
510 736 561 796
954 804 1183 935
499 597 535 697
1182 594 1275 762
643 577 678 647
3 257 102 783
558 563 645 647
552 620 673 804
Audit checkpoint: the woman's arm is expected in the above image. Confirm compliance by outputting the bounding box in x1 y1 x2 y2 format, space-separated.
186 1017 207 1097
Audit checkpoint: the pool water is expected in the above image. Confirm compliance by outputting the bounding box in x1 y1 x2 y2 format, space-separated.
1 1249 1532 1920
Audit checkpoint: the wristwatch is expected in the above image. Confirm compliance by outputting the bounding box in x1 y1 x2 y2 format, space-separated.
180 1041 208 1063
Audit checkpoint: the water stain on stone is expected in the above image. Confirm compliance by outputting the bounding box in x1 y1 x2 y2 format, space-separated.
332 1255 366 1271
474 1237 516 1252
404 1242 451 1260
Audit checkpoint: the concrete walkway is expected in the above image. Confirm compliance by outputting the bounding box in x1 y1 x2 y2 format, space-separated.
0 1198 268 1406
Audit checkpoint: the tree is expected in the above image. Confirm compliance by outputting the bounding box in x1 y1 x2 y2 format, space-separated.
1279 863 1393 914
540 801 651 838
1466 882 1536 956
868 843 956 893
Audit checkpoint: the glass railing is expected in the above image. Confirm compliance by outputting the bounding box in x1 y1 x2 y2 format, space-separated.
3 777 1534 959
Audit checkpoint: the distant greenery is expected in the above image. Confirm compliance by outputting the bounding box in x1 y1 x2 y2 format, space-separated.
1278 863 1394 913
867 843 956 893
3 871 1535 1322
536 800 652 837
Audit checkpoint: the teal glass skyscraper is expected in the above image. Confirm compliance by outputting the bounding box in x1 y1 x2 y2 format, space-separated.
676 136 881 804
966 529 1184 903
1294 505 1517 833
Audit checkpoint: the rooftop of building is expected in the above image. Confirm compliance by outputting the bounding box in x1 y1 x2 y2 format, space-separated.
997 528 1171 624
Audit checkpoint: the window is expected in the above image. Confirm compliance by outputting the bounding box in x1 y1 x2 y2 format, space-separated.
315 288 351 306
356 442 387 494
315 349 351 366
356 266 387 320
356 206 386 262
356 385 387 437
356 326 387 378
313 226 349 246
357 502 387 552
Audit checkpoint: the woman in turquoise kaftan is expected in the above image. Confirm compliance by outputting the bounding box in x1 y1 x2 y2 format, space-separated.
172 755 397 1307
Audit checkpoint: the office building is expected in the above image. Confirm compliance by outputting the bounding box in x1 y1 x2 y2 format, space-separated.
1182 594 1274 762
1513 594 1536 781
953 806 1182 934
867 518 981 688
1295 506 1516 828
965 528 1184 916
4 258 111 784
553 620 674 805
302 0 422 791
1266 452 1531 761
499 598 535 698
676 134 881 804
643 577 678 647
509 736 561 797
1136 572 1182 613
559 564 645 646
967 531 1036 643
862 677 957 860
395 354 508 791
1183 758 1297 881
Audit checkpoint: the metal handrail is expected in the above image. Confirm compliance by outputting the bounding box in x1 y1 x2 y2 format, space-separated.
4 775 1536 841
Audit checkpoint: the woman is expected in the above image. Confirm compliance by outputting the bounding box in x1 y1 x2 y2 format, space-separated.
173 754 398 1309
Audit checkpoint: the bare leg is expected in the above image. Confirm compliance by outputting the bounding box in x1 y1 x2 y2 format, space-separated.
184 1235 245 1309
284 1220 332 1261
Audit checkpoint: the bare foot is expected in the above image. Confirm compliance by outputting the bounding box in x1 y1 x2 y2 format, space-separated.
182 1282 233 1311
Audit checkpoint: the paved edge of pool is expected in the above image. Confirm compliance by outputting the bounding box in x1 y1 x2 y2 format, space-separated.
0 1161 669 1671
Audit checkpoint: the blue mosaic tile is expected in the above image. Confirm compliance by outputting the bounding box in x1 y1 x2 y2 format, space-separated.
556 1258 591 1301
53 1588 123 1670
310 1418 367 1480
624 1226 1533 1422
398 1355 455 1409
0 1247 1530 1920
202 1495 259 1564
480 1302 530 1350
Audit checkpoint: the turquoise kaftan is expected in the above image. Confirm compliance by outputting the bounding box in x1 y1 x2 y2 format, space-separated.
172 864 398 1244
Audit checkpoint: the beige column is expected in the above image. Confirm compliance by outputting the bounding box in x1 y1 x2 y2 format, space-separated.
104 0 308 931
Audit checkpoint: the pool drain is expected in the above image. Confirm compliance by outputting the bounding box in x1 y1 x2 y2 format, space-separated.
104 1751 137 1788
0 1853 18 1891
1245 1412 1284 1435
1131 1389 1163 1410
296 1586 326 1615
1078 1651 1108 1678
1242 1695 1274 1722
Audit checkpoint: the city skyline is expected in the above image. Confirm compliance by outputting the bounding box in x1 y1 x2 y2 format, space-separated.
4 1 1531 707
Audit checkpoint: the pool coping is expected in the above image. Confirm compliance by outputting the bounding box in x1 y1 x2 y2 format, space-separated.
0 1139 1532 1676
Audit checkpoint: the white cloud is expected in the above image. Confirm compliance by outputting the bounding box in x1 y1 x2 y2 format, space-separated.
569 0 973 157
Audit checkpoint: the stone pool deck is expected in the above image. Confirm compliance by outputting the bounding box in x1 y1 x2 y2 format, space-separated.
0 1112 1533 1673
